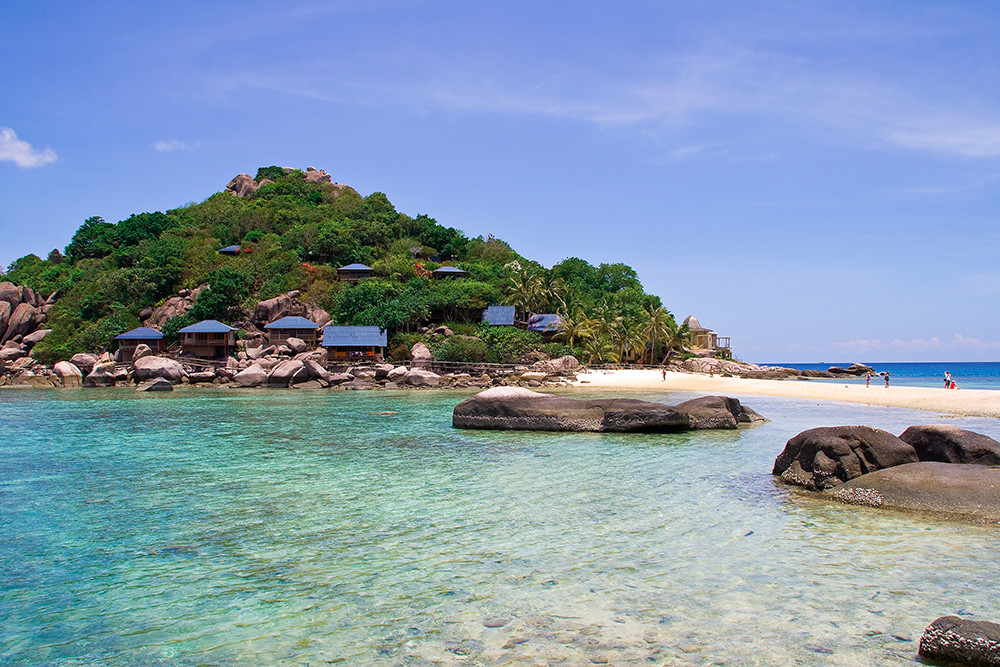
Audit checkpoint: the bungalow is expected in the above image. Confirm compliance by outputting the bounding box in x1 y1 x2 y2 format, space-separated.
528 313 563 339
321 325 387 361
264 315 320 346
219 244 241 256
114 326 164 362
432 266 468 280
682 315 732 359
179 319 237 360
337 263 375 282
482 305 516 326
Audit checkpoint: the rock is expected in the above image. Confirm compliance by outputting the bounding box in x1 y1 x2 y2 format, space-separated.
327 372 353 385
302 358 330 382
919 615 1000 666
385 366 408 383
291 379 324 390
266 360 308 387
899 425 1000 466
83 362 117 387
225 173 259 197
234 363 267 387
131 343 153 361
675 395 766 429
252 291 304 327
342 378 375 390
1 303 38 343
137 378 173 392
70 353 98 376
276 345 292 357
132 356 186 384
410 342 434 369
403 369 441 387
832 462 1000 522
22 328 51 348
373 363 394 380
529 355 580 375
303 166 332 183
452 387 760 432
520 371 549 382
187 371 217 383
305 304 331 328
0 346 25 362
773 426 919 491
143 286 205 328
53 361 83 387
0 281 20 305
285 337 308 354
0 301 9 341
246 346 264 360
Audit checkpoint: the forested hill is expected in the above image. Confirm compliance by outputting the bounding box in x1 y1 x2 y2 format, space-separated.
5 166 686 365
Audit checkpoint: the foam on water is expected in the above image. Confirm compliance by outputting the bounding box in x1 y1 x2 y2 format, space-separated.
2 387 999 665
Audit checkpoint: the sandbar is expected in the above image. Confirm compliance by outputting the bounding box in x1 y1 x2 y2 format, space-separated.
571 369 1000 419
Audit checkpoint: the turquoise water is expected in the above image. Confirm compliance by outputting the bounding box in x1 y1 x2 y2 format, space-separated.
2 387 1000 665
769 361 1000 390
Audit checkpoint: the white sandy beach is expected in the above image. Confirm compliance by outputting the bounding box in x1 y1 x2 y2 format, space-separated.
572 369 1000 418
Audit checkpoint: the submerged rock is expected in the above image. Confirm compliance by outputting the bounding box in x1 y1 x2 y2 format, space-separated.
899 425 1000 466
452 387 762 433
919 615 1000 665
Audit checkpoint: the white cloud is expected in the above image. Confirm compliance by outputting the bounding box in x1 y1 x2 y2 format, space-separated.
0 127 57 168
834 334 1000 353
153 139 200 152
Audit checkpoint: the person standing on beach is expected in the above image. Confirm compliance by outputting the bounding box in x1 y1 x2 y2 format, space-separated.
866 372 871 388
884 372 890 388
662 369 666 381
945 371 952 388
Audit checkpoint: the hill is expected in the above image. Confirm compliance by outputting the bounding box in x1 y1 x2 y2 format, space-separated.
3 166 689 365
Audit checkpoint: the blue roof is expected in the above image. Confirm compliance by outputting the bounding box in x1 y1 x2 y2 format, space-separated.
528 313 563 333
433 266 467 274
337 263 373 271
178 319 236 334
482 305 516 326
322 325 387 347
219 244 241 252
264 316 319 330
114 327 164 340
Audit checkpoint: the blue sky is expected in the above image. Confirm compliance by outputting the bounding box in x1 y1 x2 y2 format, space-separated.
2 1 998 363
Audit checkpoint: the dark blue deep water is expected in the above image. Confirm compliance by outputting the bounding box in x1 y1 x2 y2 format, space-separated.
768 361 1000 390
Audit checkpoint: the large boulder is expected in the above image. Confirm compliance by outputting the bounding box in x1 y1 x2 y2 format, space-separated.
266 359 308 387
402 369 441 387
529 355 580 375
252 291 303 327
773 426 919 491
1 303 38 343
0 346 26 362
53 361 83 387
832 462 1000 522
83 362 117 387
453 387 759 433
225 173 259 197
131 343 154 362
899 425 1000 466
22 328 51 348
373 363 395 381
234 363 267 387
410 342 434 369
919 615 1000 666
302 358 330 382
285 337 308 354
70 353 98 376
387 366 409 382
132 356 186 384
675 395 766 430
0 281 20 305
0 301 10 341
137 377 174 392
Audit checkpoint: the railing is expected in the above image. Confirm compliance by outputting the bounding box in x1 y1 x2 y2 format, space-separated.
715 337 731 350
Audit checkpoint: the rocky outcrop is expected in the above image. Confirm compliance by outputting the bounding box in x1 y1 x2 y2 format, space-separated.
144 286 206 328
410 342 434 369
0 282 51 345
899 425 1000 466
772 426 919 491
303 167 332 183
401 369 441 387
675 395 766 430
234 363 267 387
83 362 117 387
70 353 98 376
827 363 875 376
266 360 308 387
2 302 39 344
132 356 186 384
919 615 1000 666
53 361 83 387
225 173 260 197
453 387 762 433
137 377 174 392
529 355 580 375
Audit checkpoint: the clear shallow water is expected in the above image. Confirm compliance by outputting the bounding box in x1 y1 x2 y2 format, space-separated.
2 387 1000 665
769 361 1000 390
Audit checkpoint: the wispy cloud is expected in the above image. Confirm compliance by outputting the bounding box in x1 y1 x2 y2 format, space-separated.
153 139 200 152
835 334 1000 354
0 127 57 168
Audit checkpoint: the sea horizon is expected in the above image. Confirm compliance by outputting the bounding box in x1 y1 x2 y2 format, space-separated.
762 361 1000 390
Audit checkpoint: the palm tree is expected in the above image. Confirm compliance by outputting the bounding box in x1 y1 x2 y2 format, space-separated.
581 333 618 365
662 319 692 363
642 306 674 365
554 308 593 349
505 268 543 321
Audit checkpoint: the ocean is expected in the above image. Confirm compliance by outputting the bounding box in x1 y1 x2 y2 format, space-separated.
767 361 1000 390
2 386 999 665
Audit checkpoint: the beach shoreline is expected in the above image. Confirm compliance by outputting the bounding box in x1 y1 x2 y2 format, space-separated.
571 369 1000 419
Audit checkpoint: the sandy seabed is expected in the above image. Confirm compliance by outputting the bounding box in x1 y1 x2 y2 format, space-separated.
572 369 1000 418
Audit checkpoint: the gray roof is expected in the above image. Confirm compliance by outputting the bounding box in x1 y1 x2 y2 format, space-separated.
528 313 563 333
219 244 241 253
264 316 319 330
433 266 467 274
321 325 387 347
482 305 516 326
114 327 163 340
178 319 236 334
337 263 374 271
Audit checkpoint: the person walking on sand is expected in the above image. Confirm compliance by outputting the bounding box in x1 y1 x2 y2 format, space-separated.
865 372 871 388
662 368 666 381
884 372 890 388
944 371 952 389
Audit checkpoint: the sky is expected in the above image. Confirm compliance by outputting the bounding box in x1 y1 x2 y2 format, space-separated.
2 1 998 363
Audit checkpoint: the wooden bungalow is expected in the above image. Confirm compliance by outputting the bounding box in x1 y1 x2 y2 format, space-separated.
114 327 164 362
179 319 237 360
432 266 468 280
482 305 516 326
264 315 320 346
682 315 732 359
528 313 563 339
219 244 241 256
321 325 387 362
336 263 375 282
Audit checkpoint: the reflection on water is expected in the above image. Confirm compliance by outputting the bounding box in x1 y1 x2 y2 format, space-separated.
1 387 998 665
